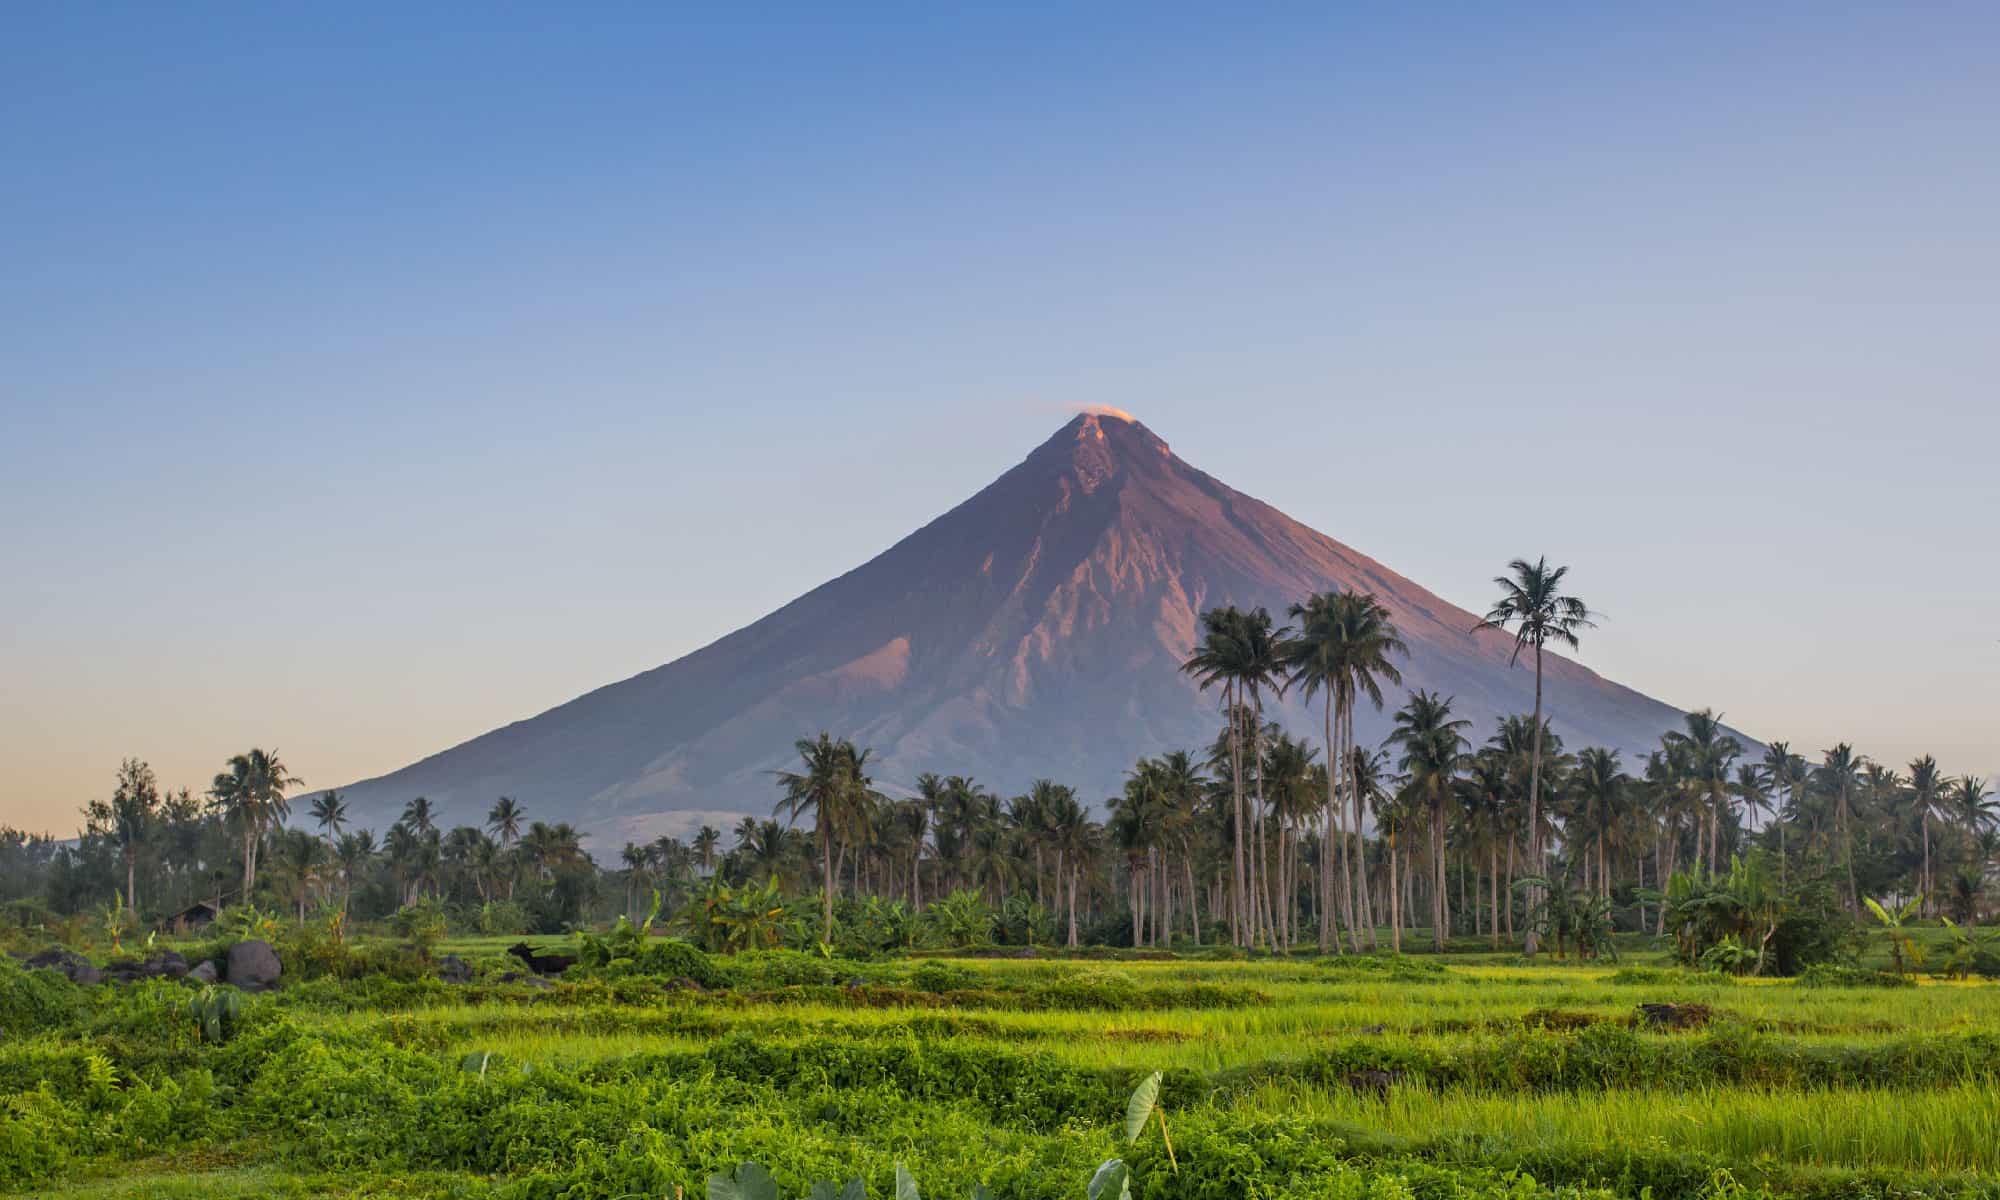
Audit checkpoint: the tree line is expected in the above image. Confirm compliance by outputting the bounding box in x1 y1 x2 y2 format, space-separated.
4 557 1992 951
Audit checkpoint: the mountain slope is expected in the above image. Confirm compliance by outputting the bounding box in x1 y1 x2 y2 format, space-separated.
332 412 1694 844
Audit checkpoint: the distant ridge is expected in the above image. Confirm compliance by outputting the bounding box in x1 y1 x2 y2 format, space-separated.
330 412 1700 845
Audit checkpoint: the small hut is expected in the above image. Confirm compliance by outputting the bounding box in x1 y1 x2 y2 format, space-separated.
165 900 221 934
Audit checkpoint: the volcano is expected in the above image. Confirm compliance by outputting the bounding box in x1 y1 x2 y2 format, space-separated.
331 412 1693 844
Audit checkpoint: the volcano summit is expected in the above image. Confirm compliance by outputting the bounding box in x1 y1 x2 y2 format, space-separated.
332 413 1691 843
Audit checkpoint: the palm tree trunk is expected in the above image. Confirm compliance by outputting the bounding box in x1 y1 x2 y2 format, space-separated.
1489 844 1500 949
1185 850 1201 945
820 824 834 945
1525 646 1545 956
1912 812 1928 916
1228 683 1247 947
1347 704 1373 951
1432 796 1447 952
1388 833 1401 952
1067 863 1079 947
1322 695 1340 953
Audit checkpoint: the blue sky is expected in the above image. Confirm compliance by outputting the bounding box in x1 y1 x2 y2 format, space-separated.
4 4 1996 832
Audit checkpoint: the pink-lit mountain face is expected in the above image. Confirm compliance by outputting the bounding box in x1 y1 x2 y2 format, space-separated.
333 413 1691 843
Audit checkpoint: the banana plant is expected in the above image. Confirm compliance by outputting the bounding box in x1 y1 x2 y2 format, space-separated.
1938 917 1999 978
1865 894 1925 977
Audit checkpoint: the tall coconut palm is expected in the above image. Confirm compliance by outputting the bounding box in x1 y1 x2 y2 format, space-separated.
486 796 524 846
620 842 651 917
1955 776 1997 837
334 829 374 909
210 748 302 904
1573 748 1627 901
1282 590 1409 952
1390 690 1470 951
1908 755 1947 912
775 732 870 943
1817 743 1864 911
400 796 438 838
1761 742 1794 877
1183 606 1285 947
309 791 347 843
688 825 718 874
1475 557 1595 956
1045 788 1093 945
89 758 159 914
1665 710 1743 874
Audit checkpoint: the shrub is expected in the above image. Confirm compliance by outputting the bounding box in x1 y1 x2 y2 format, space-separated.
1798 963 1914 989
0 954 84 1036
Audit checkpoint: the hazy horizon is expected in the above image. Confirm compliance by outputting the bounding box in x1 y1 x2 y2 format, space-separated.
4 6 1996 836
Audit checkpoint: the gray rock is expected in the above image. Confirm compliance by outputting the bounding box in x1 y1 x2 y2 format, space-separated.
189 960 219 984
436 954 473 984
25 948 101 985
225 940 283 992
101 958 147 984
145 950 190 979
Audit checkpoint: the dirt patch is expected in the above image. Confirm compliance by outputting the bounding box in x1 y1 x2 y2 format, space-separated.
1522 1007 1604 1031
1636 1002 1716 1029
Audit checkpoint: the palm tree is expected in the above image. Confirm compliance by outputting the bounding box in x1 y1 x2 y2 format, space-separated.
401 796 438 838
270 828 327 920
1909 755 1947 913
775 732 870 943
1282 590 1409 952
89 758 159 914
1664 710 1743 874
1818 743 1864 911
1761 741 1794 878
486 796 524 846
1475 557 1595 955
309 791 347 843
1184 606 1266 946
1046 788 1092 946
210 748 302 903
1390 690 1470 951
1573 748 1627 901
620 842 651 918
1955 776 1997 836
334 829 374 909
693 825 721 874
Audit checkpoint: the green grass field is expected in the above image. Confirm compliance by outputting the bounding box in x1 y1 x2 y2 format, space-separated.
6 942 1998 1200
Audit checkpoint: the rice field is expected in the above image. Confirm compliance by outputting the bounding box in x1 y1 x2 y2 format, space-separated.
7 947 1999 1199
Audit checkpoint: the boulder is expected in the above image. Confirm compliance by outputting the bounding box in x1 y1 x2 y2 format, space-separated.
436 954 473 984
101 958 147 984
189 960 219 984
144 950 190 979
24 948 101 985
225 940 283 992
496 970 555 990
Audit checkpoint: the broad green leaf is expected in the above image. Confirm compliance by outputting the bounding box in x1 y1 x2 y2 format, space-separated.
1087 1159 1130 1200
811 1181 839 1200
895 1162 920 1200
1124 1070 1162 1143
1863 896 1892 926
970 1185 993 1200
737 1162 779 1200
460 1051 492 1077
707 1173 740 1200
842 1179 867 1200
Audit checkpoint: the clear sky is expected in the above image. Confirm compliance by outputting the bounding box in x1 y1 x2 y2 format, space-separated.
4 4 1996 835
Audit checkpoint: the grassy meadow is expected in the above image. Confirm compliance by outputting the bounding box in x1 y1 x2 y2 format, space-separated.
6 934 2000 1200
